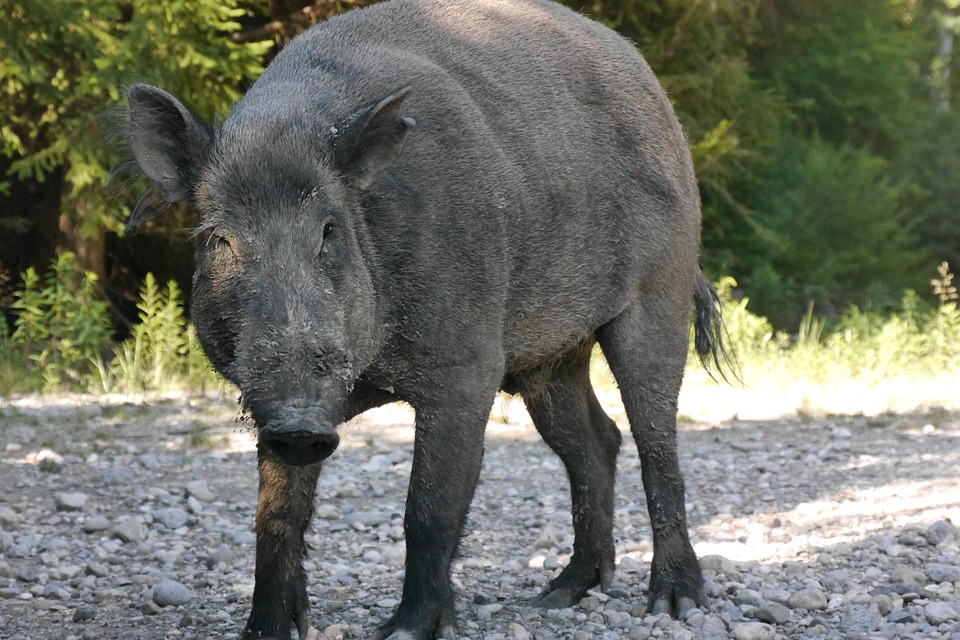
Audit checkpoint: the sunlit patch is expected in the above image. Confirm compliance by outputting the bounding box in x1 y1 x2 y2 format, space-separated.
693 478 960 564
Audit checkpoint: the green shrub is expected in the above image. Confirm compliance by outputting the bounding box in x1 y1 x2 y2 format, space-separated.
6 253 111 391
689 263 960 386
105 273 219 393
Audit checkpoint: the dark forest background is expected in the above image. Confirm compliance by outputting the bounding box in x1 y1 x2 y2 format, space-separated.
2 0 959 334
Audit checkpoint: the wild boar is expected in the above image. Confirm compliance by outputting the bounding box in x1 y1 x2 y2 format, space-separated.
122 0 730 638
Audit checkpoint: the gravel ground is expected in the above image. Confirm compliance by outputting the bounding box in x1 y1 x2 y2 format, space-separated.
0 388 958 640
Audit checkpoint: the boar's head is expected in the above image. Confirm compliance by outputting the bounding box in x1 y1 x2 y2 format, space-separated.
123 84 414 466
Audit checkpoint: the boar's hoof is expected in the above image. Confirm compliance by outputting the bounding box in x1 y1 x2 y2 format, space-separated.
649 594 699 619
644 542 704 618
379 630 456 640
530 555 611 609
260 420 340 466
375 606 457 640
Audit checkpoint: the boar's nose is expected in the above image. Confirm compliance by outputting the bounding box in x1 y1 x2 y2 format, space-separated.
260 420 340 466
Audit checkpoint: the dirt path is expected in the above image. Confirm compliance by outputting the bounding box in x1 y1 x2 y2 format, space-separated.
0 391 958 639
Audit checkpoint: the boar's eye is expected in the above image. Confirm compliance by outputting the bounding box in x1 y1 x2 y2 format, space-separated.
319 220 336 258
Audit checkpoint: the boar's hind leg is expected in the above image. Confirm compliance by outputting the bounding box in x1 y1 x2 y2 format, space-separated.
521 341 622 608
241 443 323 640
596 293 704 619
376 368 500 640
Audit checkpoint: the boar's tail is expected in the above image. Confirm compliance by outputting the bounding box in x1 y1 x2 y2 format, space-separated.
693 272 739 383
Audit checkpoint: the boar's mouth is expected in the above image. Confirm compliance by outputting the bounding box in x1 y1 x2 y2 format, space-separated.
259 419 340 466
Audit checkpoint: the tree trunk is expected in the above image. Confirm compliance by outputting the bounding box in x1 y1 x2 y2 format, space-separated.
58 209 106 283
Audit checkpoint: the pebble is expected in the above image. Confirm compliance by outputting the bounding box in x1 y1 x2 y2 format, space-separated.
787 588 828 611
840 603 882 634
343 511 391 527
73 605 96 622
81 515 110 532
111 516 148 543
927 563 960 583
731 622 775 640
54 492 88 511
925 601 959 625
154 507 189 530
892 566 927 585
0 506 22 527
925 520 957 545
619 555 644 573
185 480 216 502
753 601 791 624
151 579 193 607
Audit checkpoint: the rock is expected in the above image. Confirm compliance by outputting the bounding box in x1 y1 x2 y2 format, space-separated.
579 596 600 612
731 622 775 640
361 549 383 563
924 601 958 625
700 554 738 575
887 609 914 623
343 511 390 528
508 622 531 639
205 544 233 569
753 601 791 624
82 515 110 533
54 492 88 511
925 520 957 545
787 588 827 611
874 594 895 616
926 563 960 583
839 603 881 634
323 624 345 639
892 566 927 585
154 507 189 530
73 605 96 623
477 603 503 620
185 480 216 502
111 516 148 543
141 601 162 615
0 507 23 527
222 530 256 546
186 495 205 514
734 589 764 608
152 579 193 607
15 564 38 582
137 452 161 469
315 505 340 520
618 555 644 573
628 628 652 640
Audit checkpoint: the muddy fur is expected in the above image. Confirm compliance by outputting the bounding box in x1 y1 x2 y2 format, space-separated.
121 1 729 638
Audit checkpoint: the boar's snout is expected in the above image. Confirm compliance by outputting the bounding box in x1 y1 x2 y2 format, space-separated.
260 420 340 466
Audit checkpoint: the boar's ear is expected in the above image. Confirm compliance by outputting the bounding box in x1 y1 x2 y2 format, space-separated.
334 87 415 190
124 84 212 229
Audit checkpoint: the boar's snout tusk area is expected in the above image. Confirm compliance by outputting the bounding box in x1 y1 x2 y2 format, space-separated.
261 420 340 466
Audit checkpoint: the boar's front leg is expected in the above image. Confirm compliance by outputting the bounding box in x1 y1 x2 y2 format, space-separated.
376 367 500 640
241 442 323 640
